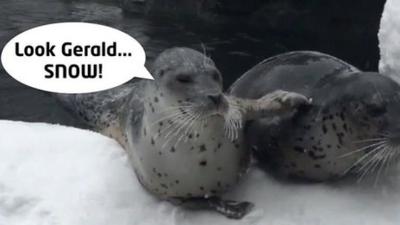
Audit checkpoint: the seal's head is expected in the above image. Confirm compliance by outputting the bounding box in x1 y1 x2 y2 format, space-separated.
315 72 400 173
150 47 227 116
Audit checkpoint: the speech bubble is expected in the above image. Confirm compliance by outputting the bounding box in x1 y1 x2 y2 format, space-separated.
1 22 154 94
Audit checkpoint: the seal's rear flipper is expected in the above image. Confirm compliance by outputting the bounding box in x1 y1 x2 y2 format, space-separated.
174 197 254 219
208 197 254 219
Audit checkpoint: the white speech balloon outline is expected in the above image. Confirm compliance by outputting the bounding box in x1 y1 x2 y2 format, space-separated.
1 22 154 94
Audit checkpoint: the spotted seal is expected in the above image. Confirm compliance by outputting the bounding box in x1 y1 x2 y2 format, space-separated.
56 47 309 218
229 51 400 182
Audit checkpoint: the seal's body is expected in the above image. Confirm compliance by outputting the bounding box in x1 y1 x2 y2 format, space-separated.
58 48 246 198
230 51 400 182
126 83 248 199
57 47 309 218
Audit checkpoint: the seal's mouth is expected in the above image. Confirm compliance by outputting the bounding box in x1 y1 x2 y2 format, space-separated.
208 95 229 116
151 94 241 145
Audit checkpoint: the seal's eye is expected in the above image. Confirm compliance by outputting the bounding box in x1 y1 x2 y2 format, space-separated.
176 74 193 84
211 72 220 82
367 104 387 117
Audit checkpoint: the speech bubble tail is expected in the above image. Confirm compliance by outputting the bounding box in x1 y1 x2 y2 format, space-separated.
136 67 154 80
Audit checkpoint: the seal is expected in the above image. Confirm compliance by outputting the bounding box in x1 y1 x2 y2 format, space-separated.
56 47 309 218
229 51 400 182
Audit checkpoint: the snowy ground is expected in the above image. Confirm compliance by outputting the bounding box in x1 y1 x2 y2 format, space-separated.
379 0 400 82
2 120 400 225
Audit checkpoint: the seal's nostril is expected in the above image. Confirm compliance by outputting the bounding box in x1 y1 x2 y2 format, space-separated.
208 94 222 105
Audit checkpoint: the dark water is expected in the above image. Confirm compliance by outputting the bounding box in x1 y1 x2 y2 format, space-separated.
0 0 381 127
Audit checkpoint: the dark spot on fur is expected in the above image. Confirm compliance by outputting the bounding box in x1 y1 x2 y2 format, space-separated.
217 167 222 171
314 164 321 168
161 183 168 189
151 137 155 145
293 146 305 153
188 133 193 139
200 186 205 191
199 160 207 166
199 144 207 152
322 124 327 134
332 123 337 131
154 97 159 103
336 132 345 145
217 143 222 148
157 173 162 177
159 70 165 77
343 123 348 131
159 121 163 126
308 151 326 160
170 147 176 152
175 180 180 184
340 112 345 121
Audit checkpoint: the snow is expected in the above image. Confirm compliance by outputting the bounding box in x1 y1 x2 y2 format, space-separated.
2 120 400 225
379 0 400 83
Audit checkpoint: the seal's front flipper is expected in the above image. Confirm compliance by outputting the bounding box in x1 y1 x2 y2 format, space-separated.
174 197 254 219
207 197 254 219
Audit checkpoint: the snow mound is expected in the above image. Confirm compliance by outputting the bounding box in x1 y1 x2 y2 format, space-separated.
2 120 400 225
379 0 400 83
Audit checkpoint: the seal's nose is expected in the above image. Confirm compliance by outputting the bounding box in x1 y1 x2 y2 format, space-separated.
208 94 223 105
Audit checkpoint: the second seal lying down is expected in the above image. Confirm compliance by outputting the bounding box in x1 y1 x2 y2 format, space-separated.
56 47 309 219
230 51 400 182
